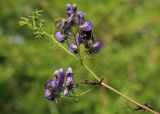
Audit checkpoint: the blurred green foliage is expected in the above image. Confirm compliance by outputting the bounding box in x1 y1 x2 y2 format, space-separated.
0 0 160 114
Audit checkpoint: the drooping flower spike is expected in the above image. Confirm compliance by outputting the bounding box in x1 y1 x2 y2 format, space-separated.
54 4 102 54
44 67 78 102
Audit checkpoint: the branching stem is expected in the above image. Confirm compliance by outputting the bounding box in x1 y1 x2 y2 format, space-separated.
43 31 159 114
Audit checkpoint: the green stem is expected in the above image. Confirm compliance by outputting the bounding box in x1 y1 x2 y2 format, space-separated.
75 87 96 97
44 32 159 114
43 31 80 62
101 83 159 114
60 87 96 98
83 63 100 81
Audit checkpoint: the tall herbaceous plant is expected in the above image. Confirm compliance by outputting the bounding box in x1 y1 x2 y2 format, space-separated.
19 4 159 114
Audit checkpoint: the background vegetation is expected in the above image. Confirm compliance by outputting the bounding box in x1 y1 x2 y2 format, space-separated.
0 0 160 114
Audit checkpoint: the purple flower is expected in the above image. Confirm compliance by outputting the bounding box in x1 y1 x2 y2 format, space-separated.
54 4 103 55
66 67 73 76
72 4 77 13
68 42 78 54
80 21 93 31
93 40 102 50
66 4 77 16
45 67 78 101
66 15 74 26
64 67 78 96
66 4 72 16
45 89 53 100
76 34 83 45
54 68 65 91
44 80 58 101
55 31 66 42
66 4 72 11
44 68 65 101
66 67 78 88
45 89 51 97
45 79 56 89
76 11 85 24
89 40 102 54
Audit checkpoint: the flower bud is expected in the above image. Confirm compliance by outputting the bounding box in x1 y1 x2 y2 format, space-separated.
68 42 78 54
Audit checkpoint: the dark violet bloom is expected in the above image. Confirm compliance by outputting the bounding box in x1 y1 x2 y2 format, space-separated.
66 11 72 17
44 68 65 101
66 15 74 26
66 4 77 16
89 40 102 54
55 31 66 42
45 88 59 101
45 79 56 89
93 40 102 50
45 89 51 98
66 4 72 16
44 80 58 101
68 42 78 54
72 4 77 13
76 11 85 24
45 89 53 100
66 67 73 76
76 34 83 45
66 67 78 88
64 67 78 96
66 16 72 23
54 4 102 55
80 21 93 31
66 4 72 11
56 19 66 30
45 67 78 101
55 19 71 36
54 68 65 91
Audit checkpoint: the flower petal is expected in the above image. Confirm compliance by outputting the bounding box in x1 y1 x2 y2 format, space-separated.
80 21 92 31
55 31 66 42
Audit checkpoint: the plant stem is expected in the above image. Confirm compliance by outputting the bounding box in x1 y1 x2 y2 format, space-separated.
101 82 159 114
75 87 96 97
43 31 80 62
83 61 159 114
60 87 96 98
44 32 159 114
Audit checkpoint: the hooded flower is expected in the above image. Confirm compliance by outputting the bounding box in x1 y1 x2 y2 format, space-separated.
54 68 65 90
76 11 85 24
76 34 83 45
55 31 66 42
44 79 59 101
89 40 102 54
80 21 93 31
68 42 78 54
45 67 78 101
44 68 65 101
64 67 78 96
54 4 102 55
66 4 77 16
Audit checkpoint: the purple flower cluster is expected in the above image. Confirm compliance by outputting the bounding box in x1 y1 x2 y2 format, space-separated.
45 67 78 101
54 4 102 54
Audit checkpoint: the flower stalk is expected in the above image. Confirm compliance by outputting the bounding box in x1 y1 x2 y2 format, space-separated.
19 7 159 114
43 31 159 114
